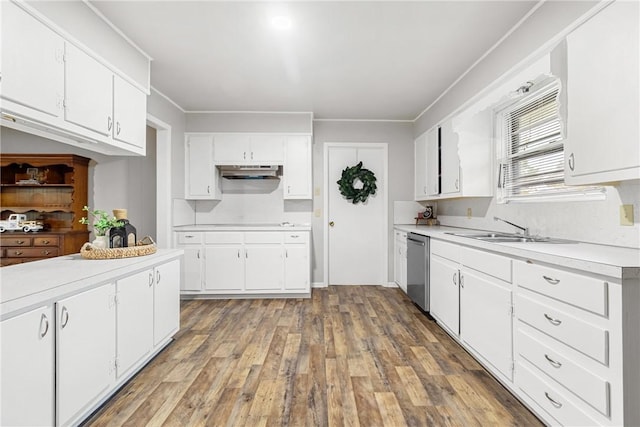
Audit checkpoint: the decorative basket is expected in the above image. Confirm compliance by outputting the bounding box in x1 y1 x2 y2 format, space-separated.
80 236 157 260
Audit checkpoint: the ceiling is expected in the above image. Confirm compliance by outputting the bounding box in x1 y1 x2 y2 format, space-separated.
90 1 538 121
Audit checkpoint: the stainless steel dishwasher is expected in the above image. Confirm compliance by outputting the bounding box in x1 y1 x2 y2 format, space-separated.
406 232 429 311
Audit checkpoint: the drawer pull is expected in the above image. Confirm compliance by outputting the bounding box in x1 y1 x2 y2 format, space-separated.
41 250 50 256
60 306 69 329
13 251 22 256
40 313 49 338
184 235 194 238
452 272 458 285
544 313 562 326
544 354 562 368
290 235 300 238
545 392 563 408
42 240 50 244
16 240 25 245
543 275 560 285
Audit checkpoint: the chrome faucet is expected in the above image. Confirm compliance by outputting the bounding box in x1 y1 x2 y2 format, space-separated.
493 216 529 236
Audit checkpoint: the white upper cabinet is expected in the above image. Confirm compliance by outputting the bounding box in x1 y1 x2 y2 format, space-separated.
113 75 147 149
565 1 640 184
440 119 460 195
283 135 312 199
185 135 222 200
64 43 113 136
213 134 284 165
426 128 440 197
414 127 441 201
0 2 148 156
414 133 428 200
1 1 64 119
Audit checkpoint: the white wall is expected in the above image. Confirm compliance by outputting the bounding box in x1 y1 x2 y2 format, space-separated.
186 112 313 134
312 120 414 284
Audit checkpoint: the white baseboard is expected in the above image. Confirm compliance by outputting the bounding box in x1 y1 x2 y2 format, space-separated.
386 282 398 288
312 282 327 288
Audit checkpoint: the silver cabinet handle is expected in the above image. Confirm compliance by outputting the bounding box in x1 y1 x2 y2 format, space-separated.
197 250 200 259
184 235 194 239
460 274 464 288
455 178 459 190
287 185 291 194
544 313 562 326
243 152 246 160
452 272 458 286
544 354 562 368
423 186 426 194
545 392 562 408
108 116 113 131
285 249 288 258
237 250 240 258
40 313 49 338
568 153 575 171
116 121 121 135
543 275 560 285
251 152 254 160
245 250 248 259
207 185 210 194
290 235 300 239
60 306 69 329
149 272 154 287
156 270 161 284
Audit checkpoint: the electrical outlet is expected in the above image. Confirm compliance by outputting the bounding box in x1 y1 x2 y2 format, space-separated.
620 204 634 226
314 208 321 218
467 208 472 219
314 187 321 196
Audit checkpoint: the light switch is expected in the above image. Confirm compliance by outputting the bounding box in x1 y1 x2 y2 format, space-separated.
620 204 634 226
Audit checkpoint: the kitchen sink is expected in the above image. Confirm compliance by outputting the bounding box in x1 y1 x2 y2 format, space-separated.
446 232 572 244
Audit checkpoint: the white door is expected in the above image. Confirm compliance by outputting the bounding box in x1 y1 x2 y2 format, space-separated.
0 305 55 427
56 283 115 426
154 259 181 345
326 143 387 285
116 269 153 378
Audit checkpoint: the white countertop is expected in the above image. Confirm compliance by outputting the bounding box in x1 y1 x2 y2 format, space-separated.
394 224 640 279
174 223 312 232
1 249 183 317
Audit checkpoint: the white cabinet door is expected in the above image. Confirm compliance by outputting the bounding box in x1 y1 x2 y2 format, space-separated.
64 43 112 136
460 268 513 379
414 134 428 200
394 236 402 286
213 134 251 163
116 269 153 379
1 2 64 118
284 244 309 290
283 136 312 199
113 75 146 149
565 1 640 184
440 119 460 194
181 247 203 291
430 254 459 335
186 135 221 199
245 244 284 290
56 283 115 427
0 305 54 427
154 259 181 346
250 135 284 163
426 128 440 196
205 245 244 291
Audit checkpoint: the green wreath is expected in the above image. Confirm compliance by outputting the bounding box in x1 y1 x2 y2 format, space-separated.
337 161 377 204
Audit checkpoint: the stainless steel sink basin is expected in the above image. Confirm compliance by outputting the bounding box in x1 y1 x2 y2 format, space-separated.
446 232 572 244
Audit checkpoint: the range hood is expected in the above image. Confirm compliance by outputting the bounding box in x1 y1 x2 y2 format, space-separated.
219 165 281 179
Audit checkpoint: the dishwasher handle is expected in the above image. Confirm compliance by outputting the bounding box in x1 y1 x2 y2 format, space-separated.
407 237 426 246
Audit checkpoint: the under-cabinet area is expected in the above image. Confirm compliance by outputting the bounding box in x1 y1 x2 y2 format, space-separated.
0 250 182 427
394 225 640 427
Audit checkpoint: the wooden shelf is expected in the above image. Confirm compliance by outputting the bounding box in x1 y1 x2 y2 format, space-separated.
1 184 75 188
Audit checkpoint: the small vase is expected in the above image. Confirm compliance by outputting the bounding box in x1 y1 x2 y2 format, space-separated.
92 235 108 249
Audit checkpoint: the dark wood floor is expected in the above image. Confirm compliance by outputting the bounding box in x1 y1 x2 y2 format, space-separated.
86 286 542 426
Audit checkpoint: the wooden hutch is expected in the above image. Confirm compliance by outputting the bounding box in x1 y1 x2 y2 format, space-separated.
0 154 90 266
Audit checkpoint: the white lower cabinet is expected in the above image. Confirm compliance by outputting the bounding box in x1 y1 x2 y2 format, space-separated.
116 270 153 379
176 232 204 291
178 230 310 296
153 259 181 346
0 305 55 427
429 252 460 335
393 230 407 292
56 283 116 427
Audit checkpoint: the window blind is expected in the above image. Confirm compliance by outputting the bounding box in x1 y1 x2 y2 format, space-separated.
497 80 603 203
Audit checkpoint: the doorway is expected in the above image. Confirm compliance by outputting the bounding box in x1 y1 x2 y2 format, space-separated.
147 113 172 249
324 143 388 286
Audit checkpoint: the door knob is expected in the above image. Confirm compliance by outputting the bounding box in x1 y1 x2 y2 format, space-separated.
329 221 335 227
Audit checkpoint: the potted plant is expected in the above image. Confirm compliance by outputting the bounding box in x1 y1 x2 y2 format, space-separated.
79 206 123 248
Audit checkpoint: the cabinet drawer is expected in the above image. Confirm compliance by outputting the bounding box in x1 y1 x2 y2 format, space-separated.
431 239 459 262
245 232 283 244
176 232 203 245
516 361 599 427
514 261 608 316
460 246 511 283
516 294 608 364
33 237 59 247
284 232 308 244
0 236 33 247
517 327 609 415
6 248 58 258
205 232 243 244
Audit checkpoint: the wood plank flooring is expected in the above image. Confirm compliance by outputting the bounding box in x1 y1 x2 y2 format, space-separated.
85 286 542 426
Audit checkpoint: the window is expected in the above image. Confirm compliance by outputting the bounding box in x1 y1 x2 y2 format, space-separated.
496 79 603 203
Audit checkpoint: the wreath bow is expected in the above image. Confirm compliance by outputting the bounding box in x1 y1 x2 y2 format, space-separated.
337 161 377 204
